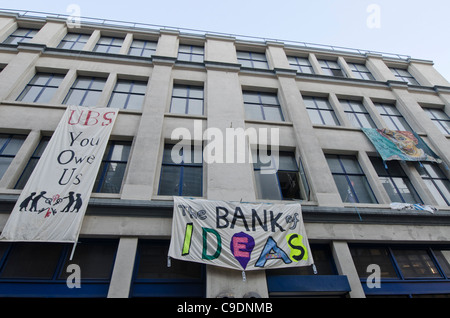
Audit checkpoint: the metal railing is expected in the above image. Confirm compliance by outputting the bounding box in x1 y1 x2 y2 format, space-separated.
0 8 411 60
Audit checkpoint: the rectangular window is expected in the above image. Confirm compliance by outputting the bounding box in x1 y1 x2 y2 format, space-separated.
424 108 450 135
392 248 442 279
0 240 118 297
390 67 419 85
15 137 50 190
177 45 204 63
3 28 39 45
0 134 26 180
93 141 131 193
348 63 375 80
303 96 340 126
170 85 204 115
17 73 64 104
374 102 412 131
57 33 90 50
318 59 346 77
416 162 450 206
128 39 157 58
131 240 205 298
326 154 377 204
340 99 376 128
243 91 284 122
253 151 306 201
288 56 314 74
370 157 422 204
237 51 269 69
93 36 124 54
350 246 399 279
158 144 203 197
351 244 450 297
63 76 106 107
108 79 147 110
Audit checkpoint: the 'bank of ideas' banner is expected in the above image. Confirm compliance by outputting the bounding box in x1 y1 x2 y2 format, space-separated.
0 106 118 243
168 197 314 272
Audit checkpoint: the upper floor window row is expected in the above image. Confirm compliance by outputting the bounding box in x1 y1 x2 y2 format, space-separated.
16 73 148 111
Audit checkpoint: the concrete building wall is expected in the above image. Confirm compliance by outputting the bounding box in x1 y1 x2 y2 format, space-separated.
0 12 449 298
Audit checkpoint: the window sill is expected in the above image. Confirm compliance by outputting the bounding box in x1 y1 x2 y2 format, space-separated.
164 113 207 120
245 119 294 126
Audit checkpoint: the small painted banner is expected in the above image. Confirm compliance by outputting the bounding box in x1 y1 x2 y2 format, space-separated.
0 106 118 243
168 197 314 271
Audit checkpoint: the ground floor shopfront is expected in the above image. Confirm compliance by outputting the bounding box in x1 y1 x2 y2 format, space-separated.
0 198 449 298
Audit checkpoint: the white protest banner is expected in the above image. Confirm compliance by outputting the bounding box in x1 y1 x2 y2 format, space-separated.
168 197 314 272
0 106 118 243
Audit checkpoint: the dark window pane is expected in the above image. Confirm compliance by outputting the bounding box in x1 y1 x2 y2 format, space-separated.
59 241 117 280
350 247 399 279
181 166 202 197
0 243 64 279
136 241 202 280
278 171 301 199
158 165 181 195
393 249 442 279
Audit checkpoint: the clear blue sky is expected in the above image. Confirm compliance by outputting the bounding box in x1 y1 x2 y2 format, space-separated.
2 0 449 81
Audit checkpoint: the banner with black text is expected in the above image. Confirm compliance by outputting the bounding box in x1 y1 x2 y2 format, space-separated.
0 106 118 242
168 197 314 272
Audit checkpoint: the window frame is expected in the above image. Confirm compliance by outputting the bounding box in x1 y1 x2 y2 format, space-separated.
243 91 285 122
237 51 270 70
390 67 420 85
131 240 206 298
253 151 306 201
93 140 131 194
288 56 314 74
3 28 39 45
169 84 204 115
348 62 375 80
157 144 203 197
303 96 340 126
318 59 346 77
63 76 106 107
57 33 90 50
350 244 450 298
374 102 413 131
340 99 377 129
93 36 124 54
107 79 147 110
416 162 450 206
0 239 118 298
326 154 378 204
17 73 64 104
0 134 26 181
177 44 204 63
14 136 50 190
424 108 450 135
370 157 423 204
128 39 157 58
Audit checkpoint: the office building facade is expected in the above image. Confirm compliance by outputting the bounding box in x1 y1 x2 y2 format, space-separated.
0 10 449 298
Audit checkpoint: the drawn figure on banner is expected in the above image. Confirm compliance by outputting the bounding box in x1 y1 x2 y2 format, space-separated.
29 191 50 212
19 192 36 211
61 192 75 212
71 194 83 213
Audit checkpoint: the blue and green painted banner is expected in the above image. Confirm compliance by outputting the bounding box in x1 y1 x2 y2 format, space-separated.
362 128 441 163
